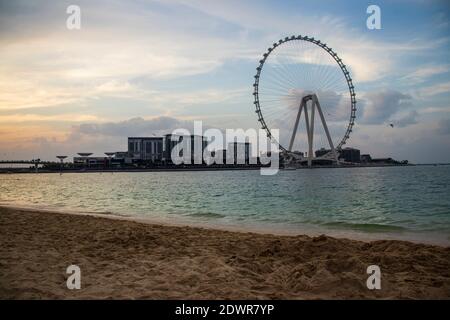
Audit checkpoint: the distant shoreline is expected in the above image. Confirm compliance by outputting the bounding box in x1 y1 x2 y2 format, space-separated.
415 163 450 166
0 163 419 174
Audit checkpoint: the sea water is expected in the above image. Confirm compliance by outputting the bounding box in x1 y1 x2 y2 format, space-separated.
1 166 449 245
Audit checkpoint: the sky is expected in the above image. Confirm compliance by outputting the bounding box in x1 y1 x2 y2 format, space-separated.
0 0 449 163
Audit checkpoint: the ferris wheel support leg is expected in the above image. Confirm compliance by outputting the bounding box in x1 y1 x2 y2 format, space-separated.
308 102 315 167
313 96 340 165
303 104 312 167
288 100 305 152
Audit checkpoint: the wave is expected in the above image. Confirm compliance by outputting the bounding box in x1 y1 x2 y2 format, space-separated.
187 212 226 219
322 221 408 233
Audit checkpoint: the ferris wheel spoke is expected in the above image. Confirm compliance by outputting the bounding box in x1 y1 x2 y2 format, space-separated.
264 66 299 93
269 56 299 90
260 95 298 102
260 68 299 93
320 68 343 93
263 104 299 126
264 105 297 122
261 105 296 121
284 40 306 88
265 60 298 88
258 98 299 105
260 79 297 97
272 51 304 90
315 65 337 93
265 101 299 121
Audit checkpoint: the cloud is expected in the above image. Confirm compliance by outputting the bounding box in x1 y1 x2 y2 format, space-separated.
418 81 450 97
360 90 413 124
169 0 448 83
437 118 450 135
71 116 190 137
158 88 248 106
0 1 257 111
420 106 450 114
0 113 98 123
0 116 212 160
402 65 450 83
0 0 443 114
391 110 418 128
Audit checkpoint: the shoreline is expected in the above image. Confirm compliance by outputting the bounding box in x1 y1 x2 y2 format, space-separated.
1 203 448 247
1 205 449 299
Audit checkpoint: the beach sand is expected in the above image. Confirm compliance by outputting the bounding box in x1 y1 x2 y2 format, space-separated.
0 206 449 299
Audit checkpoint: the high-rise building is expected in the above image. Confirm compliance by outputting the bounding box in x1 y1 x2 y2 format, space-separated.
128 137 163 162
228 142 251 165
163 134 208 165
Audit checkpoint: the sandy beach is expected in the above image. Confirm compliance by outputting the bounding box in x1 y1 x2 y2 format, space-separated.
0 206 449 299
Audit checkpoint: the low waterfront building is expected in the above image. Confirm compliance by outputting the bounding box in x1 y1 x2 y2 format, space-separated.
112 151 133 165
371 157 398 164
73 156 108 167
315 148 330 158
292 151 305 158
360 154 372 163
339 147 361 163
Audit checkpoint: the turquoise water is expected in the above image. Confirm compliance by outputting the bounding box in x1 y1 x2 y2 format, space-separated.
1 166 450 244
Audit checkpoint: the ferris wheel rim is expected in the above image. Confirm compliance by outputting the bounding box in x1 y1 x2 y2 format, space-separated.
253 35 357 153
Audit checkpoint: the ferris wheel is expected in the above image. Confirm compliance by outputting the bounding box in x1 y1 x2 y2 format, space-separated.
253 35 356 166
